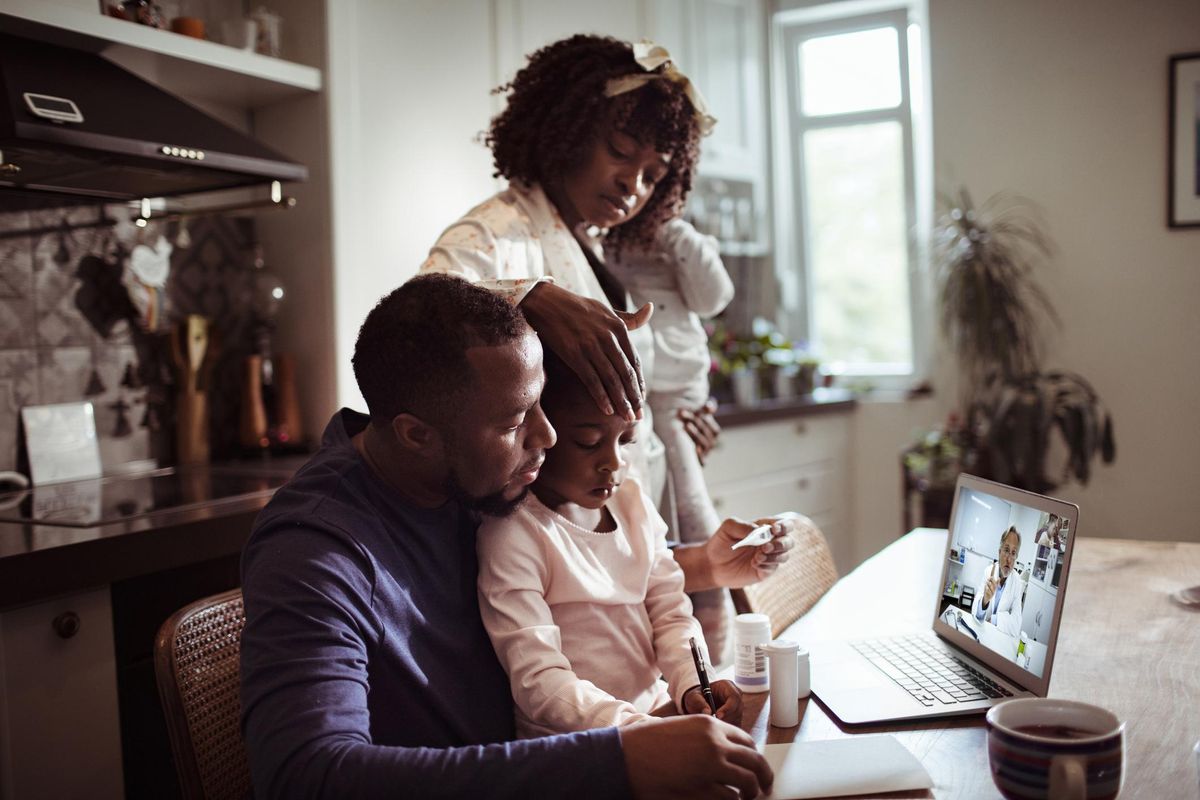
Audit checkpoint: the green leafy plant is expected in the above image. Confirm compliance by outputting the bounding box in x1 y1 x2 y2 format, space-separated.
706 318 820 403
968 370 1115 493
935 189 1058 399
929 189 1115 492
903 421 967 490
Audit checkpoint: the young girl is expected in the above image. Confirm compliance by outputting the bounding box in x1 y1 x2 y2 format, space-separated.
476 352 751 737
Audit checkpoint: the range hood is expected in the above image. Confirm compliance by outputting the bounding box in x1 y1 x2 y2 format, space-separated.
0 32 307 204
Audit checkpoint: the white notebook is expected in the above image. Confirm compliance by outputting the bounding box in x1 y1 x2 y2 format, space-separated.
760 735 933 799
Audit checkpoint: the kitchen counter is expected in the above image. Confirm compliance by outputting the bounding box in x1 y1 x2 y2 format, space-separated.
714 387 856 428
0 456 307 609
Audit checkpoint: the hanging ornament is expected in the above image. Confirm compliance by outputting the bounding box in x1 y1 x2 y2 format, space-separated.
122 235 172 332
120 362 143 390
174 218 191 249
54 219 72 267
110 397 132 438
84 367 106 396
139 403 152 429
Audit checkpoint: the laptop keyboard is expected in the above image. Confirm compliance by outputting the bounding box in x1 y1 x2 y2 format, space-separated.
851 635 1014 706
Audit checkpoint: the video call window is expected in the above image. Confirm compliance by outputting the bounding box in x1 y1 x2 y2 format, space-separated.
937 488 1066 679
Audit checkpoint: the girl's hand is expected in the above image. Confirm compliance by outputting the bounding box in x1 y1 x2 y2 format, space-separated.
521 281 651 420
683 680 743 726
677 399 721 464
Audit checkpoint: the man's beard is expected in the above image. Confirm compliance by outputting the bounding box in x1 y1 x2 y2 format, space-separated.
445 470 529 517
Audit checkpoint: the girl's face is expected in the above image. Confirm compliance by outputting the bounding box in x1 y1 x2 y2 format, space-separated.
556 127 671 230
533 391 639 511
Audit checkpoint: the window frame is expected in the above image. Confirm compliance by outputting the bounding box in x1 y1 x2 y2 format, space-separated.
771 0 932 390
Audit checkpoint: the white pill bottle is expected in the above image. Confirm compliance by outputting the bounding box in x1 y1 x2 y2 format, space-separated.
733 613 771 693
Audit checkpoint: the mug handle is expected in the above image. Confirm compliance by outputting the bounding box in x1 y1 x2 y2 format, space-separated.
0 471 29 491
1049 755 1087 800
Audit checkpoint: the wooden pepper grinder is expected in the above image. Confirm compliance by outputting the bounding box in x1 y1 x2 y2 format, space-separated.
171 314 217 464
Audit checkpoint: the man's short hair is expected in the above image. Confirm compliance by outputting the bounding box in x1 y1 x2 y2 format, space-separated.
1001 526 1022 552
352 274 528 425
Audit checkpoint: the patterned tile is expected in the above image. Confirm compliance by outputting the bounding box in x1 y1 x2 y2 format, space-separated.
0 348 39 471
36 346 91 404
0 210 31 235
93 343 151 466
0 230 34 349
33 207 102 349
0 202 259 467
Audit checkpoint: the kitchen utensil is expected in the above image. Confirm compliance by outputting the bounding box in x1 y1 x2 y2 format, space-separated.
170 315 216 464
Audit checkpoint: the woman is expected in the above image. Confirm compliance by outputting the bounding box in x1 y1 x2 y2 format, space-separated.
422 35 751 653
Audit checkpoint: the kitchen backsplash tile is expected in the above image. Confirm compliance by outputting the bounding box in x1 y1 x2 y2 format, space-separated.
0 348 37 472
0 203 258 474
0 235 32 350
33 208 105 349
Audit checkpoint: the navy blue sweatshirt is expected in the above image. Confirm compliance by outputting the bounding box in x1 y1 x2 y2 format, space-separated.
240 410 631 799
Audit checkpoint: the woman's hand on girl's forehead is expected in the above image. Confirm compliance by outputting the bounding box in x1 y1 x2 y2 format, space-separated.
521 281 650 419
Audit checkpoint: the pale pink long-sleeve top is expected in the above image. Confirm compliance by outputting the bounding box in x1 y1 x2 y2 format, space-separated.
476 479 707 738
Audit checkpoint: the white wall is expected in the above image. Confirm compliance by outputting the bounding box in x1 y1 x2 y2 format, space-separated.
325 0 499 412
325 0 649 412
925 0 1200 542
848 395 939 563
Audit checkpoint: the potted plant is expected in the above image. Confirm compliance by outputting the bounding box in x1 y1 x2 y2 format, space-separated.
931 189 1115 493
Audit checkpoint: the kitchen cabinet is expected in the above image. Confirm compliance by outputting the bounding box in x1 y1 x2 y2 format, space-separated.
646 0 769 186
704 411 853 572
0 459 296 798
1020 580 1055 645
493 0 643 90
0 587 124 800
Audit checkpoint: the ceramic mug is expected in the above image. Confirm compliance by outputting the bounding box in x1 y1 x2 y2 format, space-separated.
986 698 1124 800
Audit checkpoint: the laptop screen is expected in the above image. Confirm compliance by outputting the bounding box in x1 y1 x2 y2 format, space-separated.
936 483 1071 681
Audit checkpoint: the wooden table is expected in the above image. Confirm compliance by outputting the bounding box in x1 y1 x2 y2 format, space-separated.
735 528 1200 798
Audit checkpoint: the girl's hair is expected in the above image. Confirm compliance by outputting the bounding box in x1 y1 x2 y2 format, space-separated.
486 34 701 254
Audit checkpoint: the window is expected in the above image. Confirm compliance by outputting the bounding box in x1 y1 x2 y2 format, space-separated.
772 1 931 386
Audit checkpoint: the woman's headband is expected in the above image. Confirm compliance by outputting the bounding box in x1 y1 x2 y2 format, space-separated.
603 40 717 137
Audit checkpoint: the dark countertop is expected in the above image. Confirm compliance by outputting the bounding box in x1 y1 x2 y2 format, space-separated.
0 390 855 609
715 387 856 428
0 456 308 609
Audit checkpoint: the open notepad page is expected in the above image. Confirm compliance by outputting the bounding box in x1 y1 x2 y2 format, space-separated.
760 735 933 799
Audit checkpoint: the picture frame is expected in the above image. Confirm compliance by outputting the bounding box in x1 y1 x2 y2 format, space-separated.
1168 52 1200 228
20 401 102 485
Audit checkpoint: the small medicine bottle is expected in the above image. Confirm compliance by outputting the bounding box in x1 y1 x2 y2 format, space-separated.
762 640 800 727
796 646 810 699
734 613 771 693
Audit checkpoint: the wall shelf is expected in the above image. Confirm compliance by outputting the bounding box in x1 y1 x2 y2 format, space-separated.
0 0 321 108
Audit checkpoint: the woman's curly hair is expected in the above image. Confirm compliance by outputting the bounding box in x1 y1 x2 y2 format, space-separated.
486 35 702 254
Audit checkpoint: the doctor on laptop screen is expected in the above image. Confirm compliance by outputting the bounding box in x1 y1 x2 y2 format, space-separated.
972 527 1022 636
937 487 1070 679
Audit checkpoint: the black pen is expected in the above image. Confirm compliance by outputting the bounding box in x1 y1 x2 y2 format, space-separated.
689 636 718 715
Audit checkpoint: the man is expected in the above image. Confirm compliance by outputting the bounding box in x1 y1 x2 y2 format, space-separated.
241 274 788 798
971 526 1024 637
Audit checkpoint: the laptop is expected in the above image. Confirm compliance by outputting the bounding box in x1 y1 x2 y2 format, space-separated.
811 473 1079 724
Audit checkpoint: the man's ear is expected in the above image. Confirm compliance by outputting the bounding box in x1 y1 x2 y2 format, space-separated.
390 413 446 457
